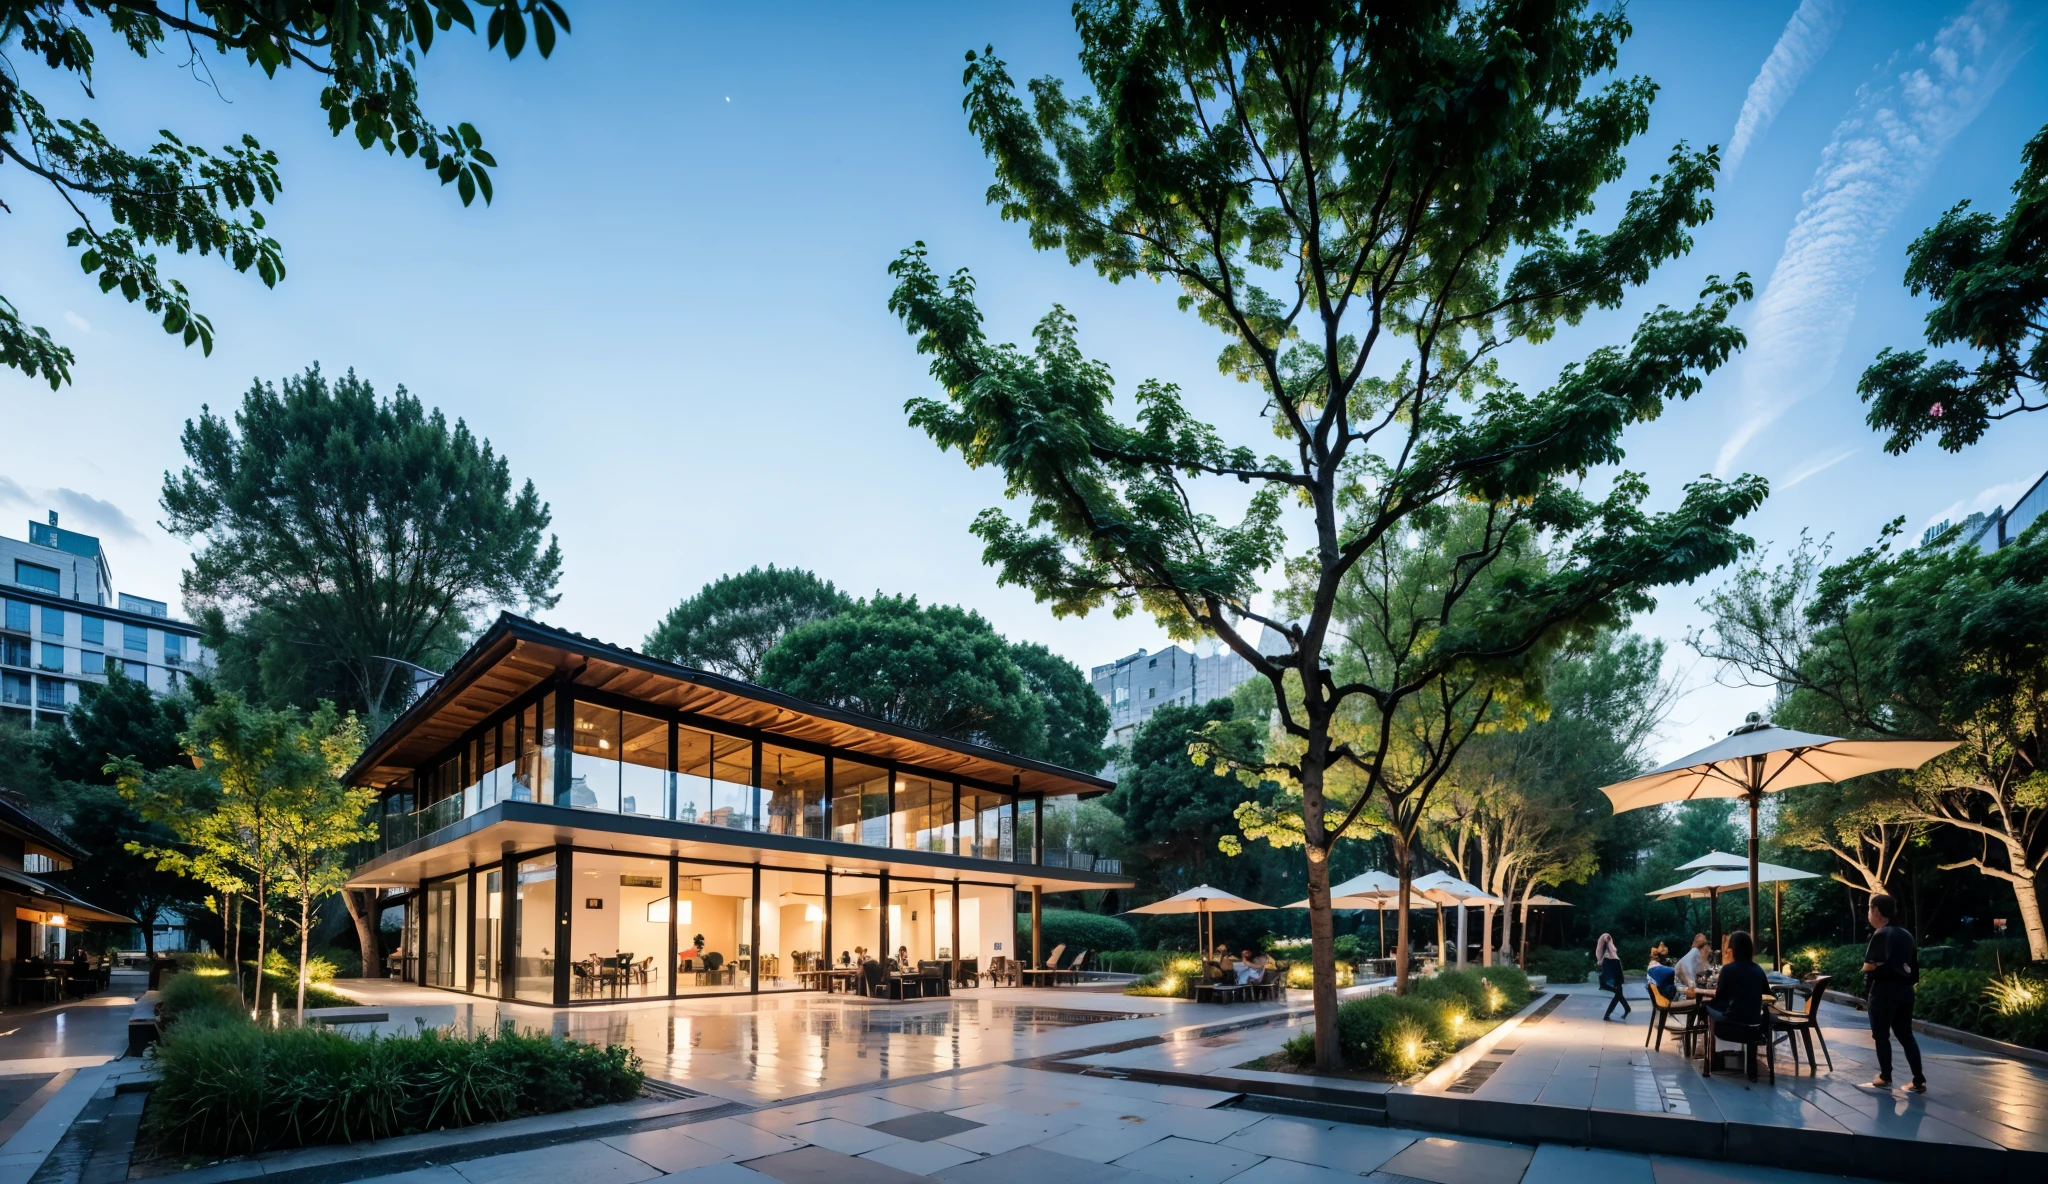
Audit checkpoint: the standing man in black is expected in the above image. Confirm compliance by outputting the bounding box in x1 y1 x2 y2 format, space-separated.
1861 893 1926 1093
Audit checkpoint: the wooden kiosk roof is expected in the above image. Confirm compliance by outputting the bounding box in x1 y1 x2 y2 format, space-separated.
346 613 1117 799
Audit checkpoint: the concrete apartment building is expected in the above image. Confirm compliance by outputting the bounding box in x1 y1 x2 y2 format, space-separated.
0 512 210 728
1089 624 1291 745
1923 469 2048 552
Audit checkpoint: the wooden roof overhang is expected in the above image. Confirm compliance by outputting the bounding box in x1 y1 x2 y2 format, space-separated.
346 800 1135 894
347 613 1117 800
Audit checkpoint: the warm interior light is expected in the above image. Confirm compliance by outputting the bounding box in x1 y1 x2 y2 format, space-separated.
677 900 692 924
598 738 610 750
648 898 669 923
805 905 825 923
46 914 65 928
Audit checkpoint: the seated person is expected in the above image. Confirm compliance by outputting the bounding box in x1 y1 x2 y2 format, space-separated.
895 946 913 972
1675 934 1709 994
1705 930 1767 1030
1237 949 1263 985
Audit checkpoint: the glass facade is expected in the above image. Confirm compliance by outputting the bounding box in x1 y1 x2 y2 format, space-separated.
760 744 825 839
14 562 59 593
39 607 63 638
676 725 752 827
80 615 103 645
124 622 148 653
894 775 951 853
513 852 558 1003
4 600 27 632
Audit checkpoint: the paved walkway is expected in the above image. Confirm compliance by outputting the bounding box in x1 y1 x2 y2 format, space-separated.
332 980 1292 1105
0 970 142 1184
349 1060 1885 1184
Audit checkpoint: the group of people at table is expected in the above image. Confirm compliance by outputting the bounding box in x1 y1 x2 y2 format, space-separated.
13 948 108 1003
1592 892 1926 1093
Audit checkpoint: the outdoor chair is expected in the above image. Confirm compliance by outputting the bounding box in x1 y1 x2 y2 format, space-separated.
1646 981 1702 1056
1768 974 1832 1072
572 961 599 997
635 956 656 985
1253 967 1285 1001
954 957 981 988
1062 949 1089 984
1702 1008 1775 1083
988 956 1018 987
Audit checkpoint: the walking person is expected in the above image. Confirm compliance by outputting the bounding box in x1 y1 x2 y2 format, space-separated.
1862 893 1926 1093
1596 933 1630 1020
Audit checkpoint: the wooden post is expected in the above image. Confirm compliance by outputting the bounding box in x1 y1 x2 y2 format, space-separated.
951 880 961 986
1030 885 1043 972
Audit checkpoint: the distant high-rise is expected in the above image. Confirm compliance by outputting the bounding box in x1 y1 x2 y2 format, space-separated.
1922 470 2048 553
0 511 209 728
1090 624 1292 746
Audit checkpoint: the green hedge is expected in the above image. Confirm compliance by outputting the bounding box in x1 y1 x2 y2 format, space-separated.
1332 967 1538 1077
148 1021 644 1155
1017 909 1138 955
1527 947 1592 984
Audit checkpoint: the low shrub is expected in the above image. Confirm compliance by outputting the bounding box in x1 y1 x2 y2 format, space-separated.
1968 938 2033 973
148 1021 644 1156
262 948 342 984
321 948 365 978
1122 970 1185 998
1473 965 1533 1015
1018 909 1139 954
1335 993 1452 1077
1280 1030 1315 1066
156 968 247 1031
1098 950 1191 975
1817 944 1867 995
1526 947 1591 984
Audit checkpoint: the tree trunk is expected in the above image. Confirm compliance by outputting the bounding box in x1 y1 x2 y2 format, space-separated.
343 888 381 977
254 875 268 1015
1299 725 1341 1072
1394 834 1414 995
2012 871 2048 961
229 894 244 1008
297 891 310 1022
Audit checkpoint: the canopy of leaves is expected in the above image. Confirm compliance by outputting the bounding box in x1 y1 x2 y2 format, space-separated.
1010 640 1113 771
1117 698 1269 870
0 1 568 388
162 364 560 723
761 594 1045 755
1859 122 2048 453
644 566 851 683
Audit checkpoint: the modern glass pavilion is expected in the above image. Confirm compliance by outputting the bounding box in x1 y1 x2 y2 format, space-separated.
345 614 1131 1007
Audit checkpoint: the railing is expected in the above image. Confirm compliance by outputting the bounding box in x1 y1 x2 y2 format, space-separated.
379 793 462 851
1041 849 1121 875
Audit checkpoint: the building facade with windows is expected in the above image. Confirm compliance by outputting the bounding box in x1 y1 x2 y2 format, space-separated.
1089 625 1290 745
0 513 210 727
347 614 1130 1007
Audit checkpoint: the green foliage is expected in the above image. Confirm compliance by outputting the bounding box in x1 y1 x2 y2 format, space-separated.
1336 993 1454 1077
1117 700 1269 875
320 948 365 979
148 1019 643 1156
1017 908 1136 953
0 1 564 389
1818 945 1867 996
1009 641 1114 772
162 366 561 722
1528 947 1594 984
1969 939 2033 972
645 566 851 684
1281 1031 1316 1067
762 594 1047 753
157 965 249 1031
1859 123 2048 453
262 948 338 985
1474 966 1536 1015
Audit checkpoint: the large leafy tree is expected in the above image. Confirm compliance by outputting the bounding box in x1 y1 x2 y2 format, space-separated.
1010 640 1113 771
1117 698 1268 879
888 2 1763 1066
0 1 567 389
1859 122 2048 453
645 566 851 683
1698 527 2048 959
761 594 1046 754
36 668 208 958
162 364 561 724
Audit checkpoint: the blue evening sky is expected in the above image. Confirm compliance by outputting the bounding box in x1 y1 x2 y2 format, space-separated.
1 1 2042 763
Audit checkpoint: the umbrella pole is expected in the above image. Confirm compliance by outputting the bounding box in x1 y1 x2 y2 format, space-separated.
1774 882 1783 971
1377 907 1385 960
1709 887 1721 962
1436 906 1446 974
1747 761 1763 944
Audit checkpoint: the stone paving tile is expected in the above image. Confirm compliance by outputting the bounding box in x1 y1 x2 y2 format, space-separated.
454 1142 663 1184
870 1111 986 1142
823 1096 925 1124
1110 1135 1264 1184
737 1101 840 1133
1219 1158 1367 1184
687 1117 811 1159
1029 1120 1171 1163
1095 1104 1265 1144
1217 1116 1412 1173
858 1137 986 1175
1066 1097 1175 1127
1377 1137 1532 1184
794 1117 906 1156
986 1087 1096 1118
1520 1145 1652 1184
743 1144 930 1184
656 1165 776 1184
357 1169 469 1184
939 1113 1084 1156
603 1127 739 1174
937 1144 1160 1184
1649 1157 1875 1184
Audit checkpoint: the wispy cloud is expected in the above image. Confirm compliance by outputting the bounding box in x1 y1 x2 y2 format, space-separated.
1779 446 1857 490
1726 0 1851 175
0 479 148 544
1716 0 2022 477
62 311 91 334
1917 474 2031 536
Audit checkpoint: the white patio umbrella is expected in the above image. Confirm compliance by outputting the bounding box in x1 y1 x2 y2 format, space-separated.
1412 872 1503 970
1649 862 1821 969
1282 871 1435 965
1600 713 1955 942
1125 885 1273 959
1675 851 1750 872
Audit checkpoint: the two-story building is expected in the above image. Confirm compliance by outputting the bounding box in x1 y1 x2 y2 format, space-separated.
0 795 132 1002
346 614 1132 1007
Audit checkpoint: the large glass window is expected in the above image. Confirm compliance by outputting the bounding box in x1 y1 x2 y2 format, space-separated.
568 852 674 1000
619 713 667 817
34 678 64 711
14 562 59 593
513 853 557 1003
124 622 148 654
512 693 555 804
4 601 27 632
760 869 825 988
478 869 503 995
832 760 889 847
829 871 883 969
761 745 825 839
423 878 468 989
672 862 754 994
676 727 752 828
39 607 64 638
960 787 1009 861
1 638 25 667
164 634 185 666
1017 797 1038 863
79 615 103 645
37 644 61 672
80 651 104 675
567 701 622 812
893 775 951 852
1 672 28 705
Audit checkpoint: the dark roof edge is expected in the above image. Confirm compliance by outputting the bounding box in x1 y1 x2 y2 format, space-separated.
345 612 1116 795
0 796 85 863
0 584 203 634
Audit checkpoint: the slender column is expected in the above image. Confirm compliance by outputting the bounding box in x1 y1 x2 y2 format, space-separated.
887 768 898 848
465 864 477 994
1032 793 1043 866
951 781 962 857
879 869 892 968
951 880 961 985
751 740 764 833
415 881 426 984
667 856 679 999
552 691 573 806
666 720 679 821
553 845 571 1007
823 868 835 976
1031 885 1042 972
750 865 762 994
499 850 516 1002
